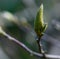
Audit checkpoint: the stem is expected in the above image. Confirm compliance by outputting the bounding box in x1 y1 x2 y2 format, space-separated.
37 35 47 59
37 40 41 53
1 27 60 59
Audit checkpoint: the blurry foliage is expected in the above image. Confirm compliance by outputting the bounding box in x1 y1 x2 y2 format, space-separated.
0 0 25 12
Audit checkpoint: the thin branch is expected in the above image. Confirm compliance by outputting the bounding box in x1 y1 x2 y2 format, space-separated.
37 35 47 59
0 27 60 58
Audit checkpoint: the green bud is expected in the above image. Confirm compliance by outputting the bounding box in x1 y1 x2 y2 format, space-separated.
34 4 47 37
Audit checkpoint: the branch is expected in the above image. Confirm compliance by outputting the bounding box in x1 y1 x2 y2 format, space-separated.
0 27 60 59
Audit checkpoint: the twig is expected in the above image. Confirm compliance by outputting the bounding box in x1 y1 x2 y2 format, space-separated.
0 27 60 58
37 34 47 59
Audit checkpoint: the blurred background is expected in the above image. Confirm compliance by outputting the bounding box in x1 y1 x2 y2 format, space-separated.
0 0 60 59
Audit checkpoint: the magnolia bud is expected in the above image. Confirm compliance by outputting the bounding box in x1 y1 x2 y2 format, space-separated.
34 4 47 37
